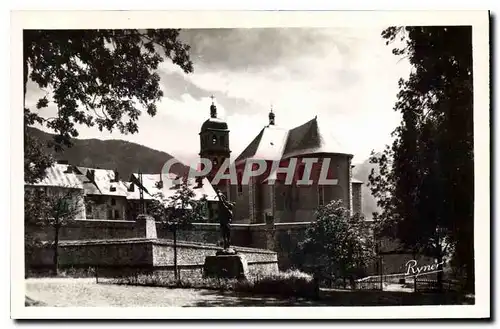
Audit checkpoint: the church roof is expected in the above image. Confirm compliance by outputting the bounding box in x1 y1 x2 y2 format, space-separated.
282 116 350 158
201 117 228 131
235 125 289 164
235 116 351 164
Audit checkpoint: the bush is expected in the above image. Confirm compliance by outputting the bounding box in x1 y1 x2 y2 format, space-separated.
237 269 315 297
108 269 316 298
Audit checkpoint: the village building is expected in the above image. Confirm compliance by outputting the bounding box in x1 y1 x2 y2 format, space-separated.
126 172 219 221
72 166 128 221
24 163 87 219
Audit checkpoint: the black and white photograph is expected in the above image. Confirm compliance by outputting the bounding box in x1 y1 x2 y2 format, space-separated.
10 10 490 319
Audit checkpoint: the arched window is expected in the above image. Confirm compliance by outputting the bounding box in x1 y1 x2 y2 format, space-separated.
212 135 217 145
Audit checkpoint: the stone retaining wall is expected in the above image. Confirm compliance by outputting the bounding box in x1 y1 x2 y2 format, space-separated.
28 238 278 278
26 218 311 272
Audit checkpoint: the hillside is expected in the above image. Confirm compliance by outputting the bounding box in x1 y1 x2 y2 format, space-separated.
353 154 382 220
26 127 190 179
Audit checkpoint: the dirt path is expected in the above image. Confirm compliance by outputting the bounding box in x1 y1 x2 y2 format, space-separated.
25 278 310 307
25 278 471 307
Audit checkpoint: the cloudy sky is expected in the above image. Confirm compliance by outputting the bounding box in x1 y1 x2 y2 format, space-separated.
27 28 411 166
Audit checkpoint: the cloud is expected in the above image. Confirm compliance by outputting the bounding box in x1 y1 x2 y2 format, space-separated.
179 28 340 71
25 27 412 167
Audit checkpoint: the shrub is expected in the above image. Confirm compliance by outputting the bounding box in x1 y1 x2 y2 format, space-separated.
108 269 316 298
237 269 315 297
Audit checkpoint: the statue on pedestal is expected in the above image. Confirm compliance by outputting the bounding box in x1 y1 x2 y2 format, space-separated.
216 189 234 251
203 190 248 279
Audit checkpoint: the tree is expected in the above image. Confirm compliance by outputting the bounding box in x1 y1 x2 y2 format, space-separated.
149 178 207 281
24 29 193 183
296 200 375 288
24 186 85 275
368 26 473 292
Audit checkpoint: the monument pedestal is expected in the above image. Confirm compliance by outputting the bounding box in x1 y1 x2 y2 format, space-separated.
203 249 249 280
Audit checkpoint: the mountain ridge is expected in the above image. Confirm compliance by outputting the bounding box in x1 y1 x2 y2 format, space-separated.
26 126 190 179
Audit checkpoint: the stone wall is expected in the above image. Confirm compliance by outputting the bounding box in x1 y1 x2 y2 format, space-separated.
27 218 310 272
27 219 141 241
28 238 278 278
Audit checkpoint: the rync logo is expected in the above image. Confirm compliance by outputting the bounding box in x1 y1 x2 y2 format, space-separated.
405 260 444 277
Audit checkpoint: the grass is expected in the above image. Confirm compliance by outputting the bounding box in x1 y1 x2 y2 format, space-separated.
108 269 317 298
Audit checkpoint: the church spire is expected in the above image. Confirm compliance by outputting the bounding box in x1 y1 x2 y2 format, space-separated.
268 106 275 126
210 95 217 118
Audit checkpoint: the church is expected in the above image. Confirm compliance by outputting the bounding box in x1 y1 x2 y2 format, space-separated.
199 100 363 224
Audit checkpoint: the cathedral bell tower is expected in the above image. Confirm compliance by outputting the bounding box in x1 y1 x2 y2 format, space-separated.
199 96 231 194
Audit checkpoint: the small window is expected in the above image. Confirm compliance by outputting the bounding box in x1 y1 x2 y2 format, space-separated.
213 158 218 166
114 209 120 220
107 209 113 220
85 203 92 218
212 135 217 145
111 198 116 206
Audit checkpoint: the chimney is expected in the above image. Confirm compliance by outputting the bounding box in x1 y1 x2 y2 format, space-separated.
87 169 95 182
110 186 117 192
114 169 120 182
64 165 74 173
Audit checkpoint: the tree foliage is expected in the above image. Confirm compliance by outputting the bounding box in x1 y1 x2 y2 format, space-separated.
24 29 193 183
148 178 208 229
297 200 375 285
368 26 473 291
24 186 85 274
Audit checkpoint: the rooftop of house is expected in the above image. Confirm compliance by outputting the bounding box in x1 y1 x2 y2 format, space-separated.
74 166 128 197
25 163 83 189
128 173 218 202
25 164 218 204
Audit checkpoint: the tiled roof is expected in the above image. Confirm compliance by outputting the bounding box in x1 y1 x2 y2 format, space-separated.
235 116 351 165
26 164 83 189
75 167 128 197
128 173 218 203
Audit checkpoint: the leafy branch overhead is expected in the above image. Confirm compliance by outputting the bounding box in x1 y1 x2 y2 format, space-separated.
24 29 194 150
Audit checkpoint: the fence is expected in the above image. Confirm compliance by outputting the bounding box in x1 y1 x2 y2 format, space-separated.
355 273 462 292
